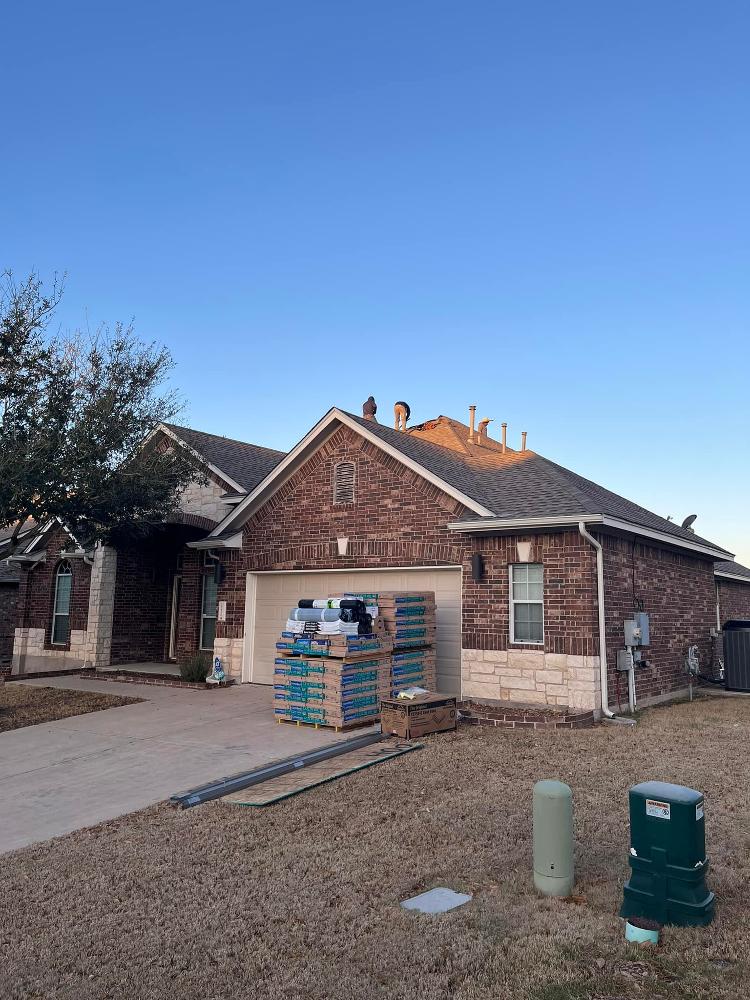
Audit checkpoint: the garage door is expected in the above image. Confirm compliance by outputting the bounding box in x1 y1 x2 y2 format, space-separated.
243 567 463 694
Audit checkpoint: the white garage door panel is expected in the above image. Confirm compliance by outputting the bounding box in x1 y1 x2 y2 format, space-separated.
245 568 462 695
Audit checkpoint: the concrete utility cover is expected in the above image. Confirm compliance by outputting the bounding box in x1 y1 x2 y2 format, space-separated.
401 887 473 914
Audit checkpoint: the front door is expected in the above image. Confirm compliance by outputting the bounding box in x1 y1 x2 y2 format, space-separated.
168 574 182 660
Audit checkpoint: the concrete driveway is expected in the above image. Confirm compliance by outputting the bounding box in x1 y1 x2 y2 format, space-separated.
0 676 352 854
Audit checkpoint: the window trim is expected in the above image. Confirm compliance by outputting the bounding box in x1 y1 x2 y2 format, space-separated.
509 563 545 646
333 460 356 505
51 560 73 646
199 572 218 651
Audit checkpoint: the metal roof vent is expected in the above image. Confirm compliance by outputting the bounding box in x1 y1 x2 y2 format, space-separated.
333 461 356 505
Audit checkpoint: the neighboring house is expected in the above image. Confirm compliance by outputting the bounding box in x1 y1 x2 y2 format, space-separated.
9 405 738 717
714 560 750 625
0 557 20 665
8 425 284 675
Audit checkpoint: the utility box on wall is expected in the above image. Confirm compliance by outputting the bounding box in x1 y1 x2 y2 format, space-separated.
620 780 714 927
624 613 650 647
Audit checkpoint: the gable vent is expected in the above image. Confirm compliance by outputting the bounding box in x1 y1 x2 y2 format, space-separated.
333 461 356 505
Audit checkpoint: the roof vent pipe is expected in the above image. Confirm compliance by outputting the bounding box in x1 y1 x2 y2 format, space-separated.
501 422 507 454
521 431 527 452
468 405 476 444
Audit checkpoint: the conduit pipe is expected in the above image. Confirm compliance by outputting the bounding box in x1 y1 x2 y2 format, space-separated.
578 521 635 725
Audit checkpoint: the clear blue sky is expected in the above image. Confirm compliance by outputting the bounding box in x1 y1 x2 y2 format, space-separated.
3 2 749 561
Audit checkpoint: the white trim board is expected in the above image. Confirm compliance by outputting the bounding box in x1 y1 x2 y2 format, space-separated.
211 408 493 539
255 564 464 575
448 513 733 561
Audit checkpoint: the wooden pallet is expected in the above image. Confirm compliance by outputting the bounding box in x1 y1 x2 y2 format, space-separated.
275 715 379 733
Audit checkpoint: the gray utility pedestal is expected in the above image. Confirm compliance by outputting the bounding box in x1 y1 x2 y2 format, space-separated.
533 780 574 897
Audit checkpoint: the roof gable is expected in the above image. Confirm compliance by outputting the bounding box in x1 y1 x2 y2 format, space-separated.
160 424 286 493
208 409 494 538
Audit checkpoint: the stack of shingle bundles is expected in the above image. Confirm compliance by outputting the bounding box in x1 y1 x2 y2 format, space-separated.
273 598 392 728
273 653 391 728
390 647 437 695
340 591 437 694
342 592 436 650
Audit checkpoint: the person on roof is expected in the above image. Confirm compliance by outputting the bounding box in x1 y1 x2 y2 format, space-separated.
394 400 411 431
362 396 378 421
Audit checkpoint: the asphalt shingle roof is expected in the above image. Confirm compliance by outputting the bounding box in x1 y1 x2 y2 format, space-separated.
345 412 730 555
165 424 285 493
715 560 750 581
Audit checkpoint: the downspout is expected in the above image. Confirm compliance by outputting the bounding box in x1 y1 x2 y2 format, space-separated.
578 521 635 725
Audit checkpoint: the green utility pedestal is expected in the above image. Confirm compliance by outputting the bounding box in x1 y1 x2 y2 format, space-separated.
533 780 574 897
620 781 714 927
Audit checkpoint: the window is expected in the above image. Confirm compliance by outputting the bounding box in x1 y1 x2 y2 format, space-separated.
52 561 73 644
200 573 218 650
510 563 544 644
333 461 355 504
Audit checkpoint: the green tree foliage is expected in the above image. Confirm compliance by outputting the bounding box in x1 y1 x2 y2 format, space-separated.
0 272 198 549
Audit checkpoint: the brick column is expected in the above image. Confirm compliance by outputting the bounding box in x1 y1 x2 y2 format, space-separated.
84 545 117 667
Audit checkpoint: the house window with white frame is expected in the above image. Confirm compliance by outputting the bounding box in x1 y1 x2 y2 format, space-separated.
200 572 218 650
51 561 73 645
509 563 544 644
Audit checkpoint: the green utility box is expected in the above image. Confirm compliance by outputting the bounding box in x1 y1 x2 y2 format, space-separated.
620 781 714 927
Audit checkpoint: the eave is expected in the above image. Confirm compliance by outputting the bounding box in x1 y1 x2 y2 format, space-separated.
448 513 734 561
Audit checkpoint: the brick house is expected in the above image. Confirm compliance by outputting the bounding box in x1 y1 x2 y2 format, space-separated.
8 425 284 675
195 407 735 715
9 405 743 715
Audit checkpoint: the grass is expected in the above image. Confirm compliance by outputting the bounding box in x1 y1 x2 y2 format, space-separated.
0 682 140 733
1 694 749 999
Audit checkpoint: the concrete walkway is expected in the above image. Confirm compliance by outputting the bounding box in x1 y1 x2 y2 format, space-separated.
0 676 356 854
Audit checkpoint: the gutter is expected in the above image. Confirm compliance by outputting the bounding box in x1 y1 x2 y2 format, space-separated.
714 571 750 584
187 532 243 550
448 514 732 561
578 521 635 726
7 551 46 565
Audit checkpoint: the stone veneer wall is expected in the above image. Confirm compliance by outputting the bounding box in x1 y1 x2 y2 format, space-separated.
213 635 244 679
461 649 601 711
179 475 234 525
83 545 117 667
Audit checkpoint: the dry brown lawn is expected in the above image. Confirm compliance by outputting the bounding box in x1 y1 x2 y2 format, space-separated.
0 682 139 733
1 694 749 1000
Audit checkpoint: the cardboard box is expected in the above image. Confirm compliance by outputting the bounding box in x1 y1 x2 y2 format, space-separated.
380 694 457 740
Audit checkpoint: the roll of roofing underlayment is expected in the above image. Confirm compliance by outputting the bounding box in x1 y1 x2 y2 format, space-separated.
288 608 343 622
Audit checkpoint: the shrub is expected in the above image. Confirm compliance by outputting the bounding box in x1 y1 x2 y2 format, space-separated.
179 653 211 683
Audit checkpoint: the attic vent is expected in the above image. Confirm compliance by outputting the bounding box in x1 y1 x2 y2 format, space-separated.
333 461 356 505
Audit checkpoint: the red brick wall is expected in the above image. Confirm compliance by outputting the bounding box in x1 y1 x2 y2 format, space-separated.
215 426 599 658
464 532 599 655
16 525 91 646
717 578 750 625
0 583 19 664
601 533 715 706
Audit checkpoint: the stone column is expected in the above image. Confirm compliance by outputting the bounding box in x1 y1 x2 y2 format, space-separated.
84 545 117 668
